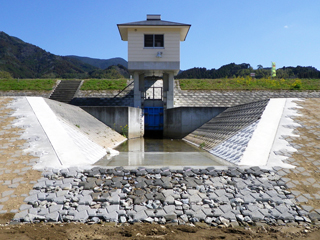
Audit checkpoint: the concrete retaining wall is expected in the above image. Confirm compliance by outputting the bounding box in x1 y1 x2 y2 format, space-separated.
81 106 143 139
163 107 227 139
0 91 51 98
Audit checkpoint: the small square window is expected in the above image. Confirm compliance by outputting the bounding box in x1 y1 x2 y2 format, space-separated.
144 34 164 48
154 35 164 47
144 35 154 47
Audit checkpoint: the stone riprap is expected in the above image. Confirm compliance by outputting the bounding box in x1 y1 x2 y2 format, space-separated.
13 166 319 226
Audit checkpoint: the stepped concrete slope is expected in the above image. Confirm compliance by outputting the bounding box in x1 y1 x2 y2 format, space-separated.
184 98 301 168
49 80 82 103
9 97 126 170
184 100 269 150
71 80 134 107
174 81 320 107
70 80 320 108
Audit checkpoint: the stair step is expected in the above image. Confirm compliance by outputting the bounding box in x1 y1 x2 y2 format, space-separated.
49 80 82 103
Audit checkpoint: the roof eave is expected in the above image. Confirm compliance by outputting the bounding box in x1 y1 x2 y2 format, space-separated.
117 24 191 41
117 25 128 41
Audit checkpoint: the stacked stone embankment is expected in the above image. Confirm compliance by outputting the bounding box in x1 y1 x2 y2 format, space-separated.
13 166 319 226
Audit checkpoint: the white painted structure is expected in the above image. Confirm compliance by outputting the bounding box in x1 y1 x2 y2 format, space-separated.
117 14 191 109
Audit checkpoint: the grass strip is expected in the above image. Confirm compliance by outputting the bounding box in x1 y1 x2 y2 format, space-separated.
0 79 56 91
80 79 127 90
179 77 320 90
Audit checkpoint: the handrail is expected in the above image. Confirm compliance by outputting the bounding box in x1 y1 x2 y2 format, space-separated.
113 80 134 98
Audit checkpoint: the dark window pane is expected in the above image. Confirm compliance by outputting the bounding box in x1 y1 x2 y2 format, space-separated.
144 35 153 47
154 35 164 47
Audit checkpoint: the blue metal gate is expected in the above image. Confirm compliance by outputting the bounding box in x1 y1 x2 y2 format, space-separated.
144 107 163 130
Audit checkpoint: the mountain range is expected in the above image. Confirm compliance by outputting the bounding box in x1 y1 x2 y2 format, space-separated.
1 31 319 80
0 31 128 78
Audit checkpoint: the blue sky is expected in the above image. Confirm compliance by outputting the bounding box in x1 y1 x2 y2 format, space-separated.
1 0 319 70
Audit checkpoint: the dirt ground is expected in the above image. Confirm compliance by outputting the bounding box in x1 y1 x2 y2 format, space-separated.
0 215 319 240
283 99 320 210
0 98 42 213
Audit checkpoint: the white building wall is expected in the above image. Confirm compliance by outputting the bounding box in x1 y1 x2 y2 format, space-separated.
128 28 180 62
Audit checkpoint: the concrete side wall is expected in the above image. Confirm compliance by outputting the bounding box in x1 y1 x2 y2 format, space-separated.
128 107 143 139
164 107 227 139
81 107 143 139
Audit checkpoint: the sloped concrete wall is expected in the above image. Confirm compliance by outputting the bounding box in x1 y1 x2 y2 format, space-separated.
163 107 226 139
81 106 143 139
183 100 269 151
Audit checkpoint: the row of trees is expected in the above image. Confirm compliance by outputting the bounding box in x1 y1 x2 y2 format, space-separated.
0 65 128 79
176 63 320 79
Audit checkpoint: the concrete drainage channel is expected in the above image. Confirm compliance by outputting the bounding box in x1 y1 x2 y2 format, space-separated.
13 166 313 226
95 138 228 167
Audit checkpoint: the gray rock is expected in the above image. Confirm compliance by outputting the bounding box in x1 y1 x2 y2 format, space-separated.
46 212 59 222
74 210 89 222
13 210 29 221
24 194 38 204
119 216 127 223
133 210 148 222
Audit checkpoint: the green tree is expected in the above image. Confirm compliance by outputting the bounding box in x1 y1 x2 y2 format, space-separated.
0 71 13 79
257 65 263 70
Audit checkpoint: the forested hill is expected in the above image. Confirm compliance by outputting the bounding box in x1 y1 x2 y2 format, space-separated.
66 56 128 69
0 31 98 78
0 31 128 79
176 63 320 79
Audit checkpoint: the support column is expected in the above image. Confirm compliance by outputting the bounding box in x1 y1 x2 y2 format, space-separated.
133 72 141 108
162 73 168 109
166 72 174 109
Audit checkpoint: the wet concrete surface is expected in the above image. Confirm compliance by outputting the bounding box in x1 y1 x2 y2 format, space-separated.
95 138 228 167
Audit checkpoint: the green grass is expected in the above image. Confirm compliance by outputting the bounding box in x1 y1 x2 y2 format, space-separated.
179 77 320 91
2 78 320 92
80 79 127 90
0 79 56 91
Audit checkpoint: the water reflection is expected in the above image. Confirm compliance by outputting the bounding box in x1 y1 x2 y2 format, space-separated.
95 138 227 167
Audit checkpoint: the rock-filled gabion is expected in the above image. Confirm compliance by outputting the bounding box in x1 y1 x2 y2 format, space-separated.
13 166 314 226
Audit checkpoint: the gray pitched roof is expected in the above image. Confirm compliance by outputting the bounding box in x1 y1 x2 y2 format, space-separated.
117 16 191 41
117 19 191 27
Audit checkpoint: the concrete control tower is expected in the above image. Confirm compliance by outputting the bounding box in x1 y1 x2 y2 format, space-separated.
117 14 191 134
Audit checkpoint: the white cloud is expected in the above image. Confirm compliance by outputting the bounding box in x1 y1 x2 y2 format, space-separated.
284 25 288 28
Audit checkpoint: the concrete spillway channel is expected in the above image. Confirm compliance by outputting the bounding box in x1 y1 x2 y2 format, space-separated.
81 98 301 169
80 105 231 167
95 138 228 167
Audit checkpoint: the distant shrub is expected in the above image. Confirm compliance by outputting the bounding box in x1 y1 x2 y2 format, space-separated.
0 71 13 79
291 79 302 90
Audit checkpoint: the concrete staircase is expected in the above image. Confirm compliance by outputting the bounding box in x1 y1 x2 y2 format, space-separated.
50 80 82 103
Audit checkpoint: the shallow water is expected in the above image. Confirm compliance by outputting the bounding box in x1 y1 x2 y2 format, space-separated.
95 138 228 167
